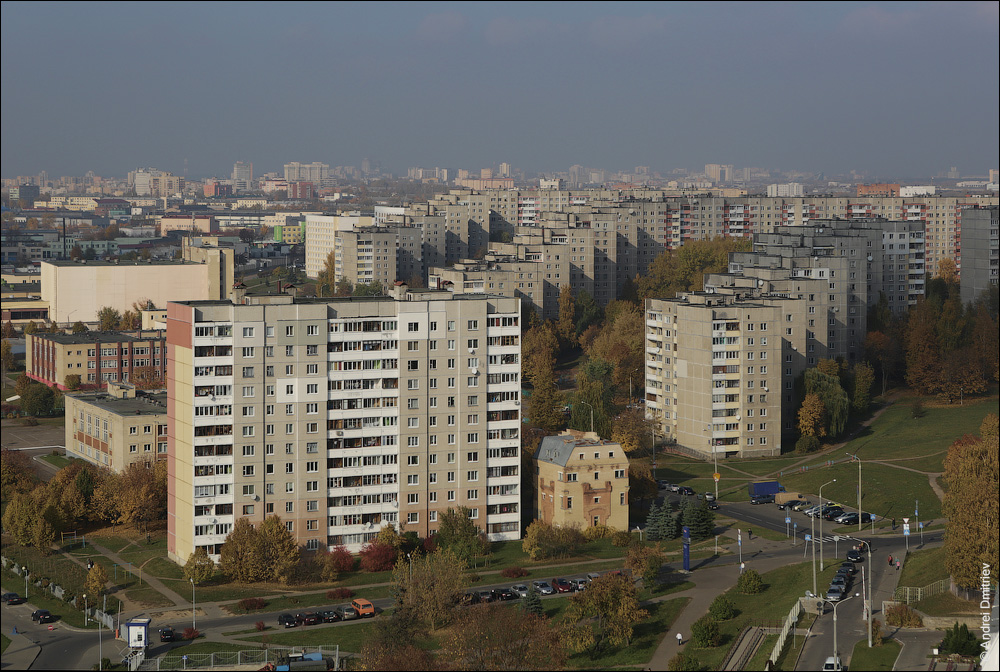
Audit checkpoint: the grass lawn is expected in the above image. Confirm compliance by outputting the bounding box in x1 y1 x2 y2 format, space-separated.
1 633 10 654
2 543 89 595
88 535 135 554
912 591 979 616
688 560 842 671
849 637 901 670
553 597 690 669
0 574 95 629
164 641 264 655
897 547 949 587
239 619 420 652
141 557 185 581
729 459 800 478
837 394 995 464
771 614 813 670
777 461 942 522
125 586 175 608
875 452 948 474
39 453 73 469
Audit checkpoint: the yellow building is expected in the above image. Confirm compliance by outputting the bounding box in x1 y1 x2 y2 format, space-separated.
534 431 629 530
64 382 168 472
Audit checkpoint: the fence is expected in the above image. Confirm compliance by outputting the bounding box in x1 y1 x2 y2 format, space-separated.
137 645 344 671
893 578 949 604
768 600 803 667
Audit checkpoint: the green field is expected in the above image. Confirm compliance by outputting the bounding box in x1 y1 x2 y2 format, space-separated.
1 634 10 655
39 453 73 469
897 547 950 588
912 591 980 616
238 619 403 652
849 637 901 670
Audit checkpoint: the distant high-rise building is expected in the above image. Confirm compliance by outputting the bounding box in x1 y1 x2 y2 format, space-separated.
284 162 329 184
959 206 999 305
498 163 511 178
766 183 804 198
232 161 254 191
361 158 372 175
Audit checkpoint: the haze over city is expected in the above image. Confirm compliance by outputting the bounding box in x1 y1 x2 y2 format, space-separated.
2 1 998 179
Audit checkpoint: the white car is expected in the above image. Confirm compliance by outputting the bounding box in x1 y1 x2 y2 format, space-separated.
822 656 843 671
802 505 822 517
511 584 529 598
834 512 854 524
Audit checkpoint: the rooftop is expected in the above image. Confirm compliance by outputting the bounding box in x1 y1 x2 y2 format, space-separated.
67 390 167 416
30 330 164 344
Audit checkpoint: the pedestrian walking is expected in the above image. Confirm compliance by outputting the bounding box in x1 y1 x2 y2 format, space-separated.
748 528 753 540
896 560 901 571
892 517 896 530
888 554 893 566
677 632 683 645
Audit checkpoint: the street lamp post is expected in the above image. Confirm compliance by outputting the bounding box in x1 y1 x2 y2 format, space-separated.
848 453 862 532
827 593 860 660
190 578 196 631
819 479 836 571
22 566 28 598
83 594 88 626
849 537 874 648
579 401 594 434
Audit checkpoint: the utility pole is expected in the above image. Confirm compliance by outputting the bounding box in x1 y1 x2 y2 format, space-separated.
819 479 836 571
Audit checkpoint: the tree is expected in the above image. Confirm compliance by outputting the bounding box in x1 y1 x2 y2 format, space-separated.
611 406 651 455
335 277 353 297
0 339 12 374
23 321 38 335
905 299 942 395
564 573 648 652
556 285 576 346
360 540 397 572
935 257 958 284
96 306 122 331
527 361 564 432
131 365 163 390
354 281 384 297
63 374 82 391
71 321 88 334
680 499 715 540
220 518 268 582
851 361 874 413
522 585 543 616
258 516 301 583
737 568 764 594
805 368 850 438
442 603 566 671
114 461 167 531
21 384 55 417
521 520 584 561
84 563 110 598
2 492 35 545
690 615 722 647
625 543 667 588
865 330 901 396
939 348 987 403
31 514 56 554
1 321 16 339
70 244 84 260
943 416 999 590
573 290 604 337
798 392 826 438
571 357 615 437
636 237 752 300
358 609 438 672
392 548 469 630
183 547 217 585
435 507 487 563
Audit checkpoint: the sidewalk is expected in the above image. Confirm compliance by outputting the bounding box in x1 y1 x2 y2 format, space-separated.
1 631 41 670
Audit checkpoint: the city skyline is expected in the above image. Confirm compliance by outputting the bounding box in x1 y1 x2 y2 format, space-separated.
1 2 997 179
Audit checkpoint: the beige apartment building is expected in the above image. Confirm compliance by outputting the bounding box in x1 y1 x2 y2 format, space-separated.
40 247 233 324
166 286 522 564
534 431 629 530
27 330 167 389
65 382 168 471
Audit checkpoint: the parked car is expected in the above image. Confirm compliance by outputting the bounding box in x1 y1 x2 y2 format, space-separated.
834 512 857 525
476 590 496 603
859 513 875 524
335 605 358 621
657 480 670 489
830 575 849 591
846 549 863 563
750 493 775 505
320 610 339 623
703 492 716 501
277 613 298 628
708 501 720 510
792 501 814 511
823 508 846 521
586 572 601 582
679 486 695 496
351 599 376 618
825 586 844 602
297 612 320 626
31 609 53 623
511 584 530 598
803 505 823 517
823 656 843 671
496 587 516 601
159 626 176 642
778 499 803 510
532 581 555 595
839 562 857 576
669 484 682 493
570 578 588 591
1 593 21 604
552 578 574 593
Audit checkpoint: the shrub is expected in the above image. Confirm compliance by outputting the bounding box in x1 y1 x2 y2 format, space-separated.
237 597 267 612
795 435 821 453
422 535 438 554
611 530 633 547
329 545 356 573
255 621 266 632
21 417 38 426
690 615 721 647
182 627 200 640
667 652 703 671
885 603 923 628
500 566 529 579
736 569 763 594
939 622 980 656
326 587 354 600
583 524 614 541
911 400 925 418
708 595 737 620
871 619 883 647
359 541 397 572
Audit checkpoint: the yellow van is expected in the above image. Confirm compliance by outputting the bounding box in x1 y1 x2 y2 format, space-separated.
351 598 375 618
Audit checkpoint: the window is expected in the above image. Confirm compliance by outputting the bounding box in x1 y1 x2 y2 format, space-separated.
242 327 255 337
407 493 419 504
408 321 419 332
407 512 419 523
467 489 479 500
285 326 294 337
242 465 255 477
467 470 479 481
467 320 479 330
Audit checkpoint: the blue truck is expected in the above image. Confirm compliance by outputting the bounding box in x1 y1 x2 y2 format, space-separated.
748 480 785 503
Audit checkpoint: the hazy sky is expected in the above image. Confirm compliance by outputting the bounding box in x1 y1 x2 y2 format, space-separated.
2 1 997 179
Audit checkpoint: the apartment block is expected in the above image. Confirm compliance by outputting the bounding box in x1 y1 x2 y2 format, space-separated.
166 287 522 564
646 294 784 458
27 330 167 389
534 431 629 530
960 206 999 305
65 382 168 471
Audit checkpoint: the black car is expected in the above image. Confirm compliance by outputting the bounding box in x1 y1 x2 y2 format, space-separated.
778 499 803 510
679 486 695 496
750 494 775 505
320 609 340 623
1 592 21 603
277 613 298 628
495 587 516 601
159 626 176 642
708 501 720 510
31 609 53 623
297 612 320 626
822 508 845 521
846 550 863 563
839 562 857 576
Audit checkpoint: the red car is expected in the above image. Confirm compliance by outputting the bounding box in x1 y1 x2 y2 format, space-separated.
552 578 574 593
